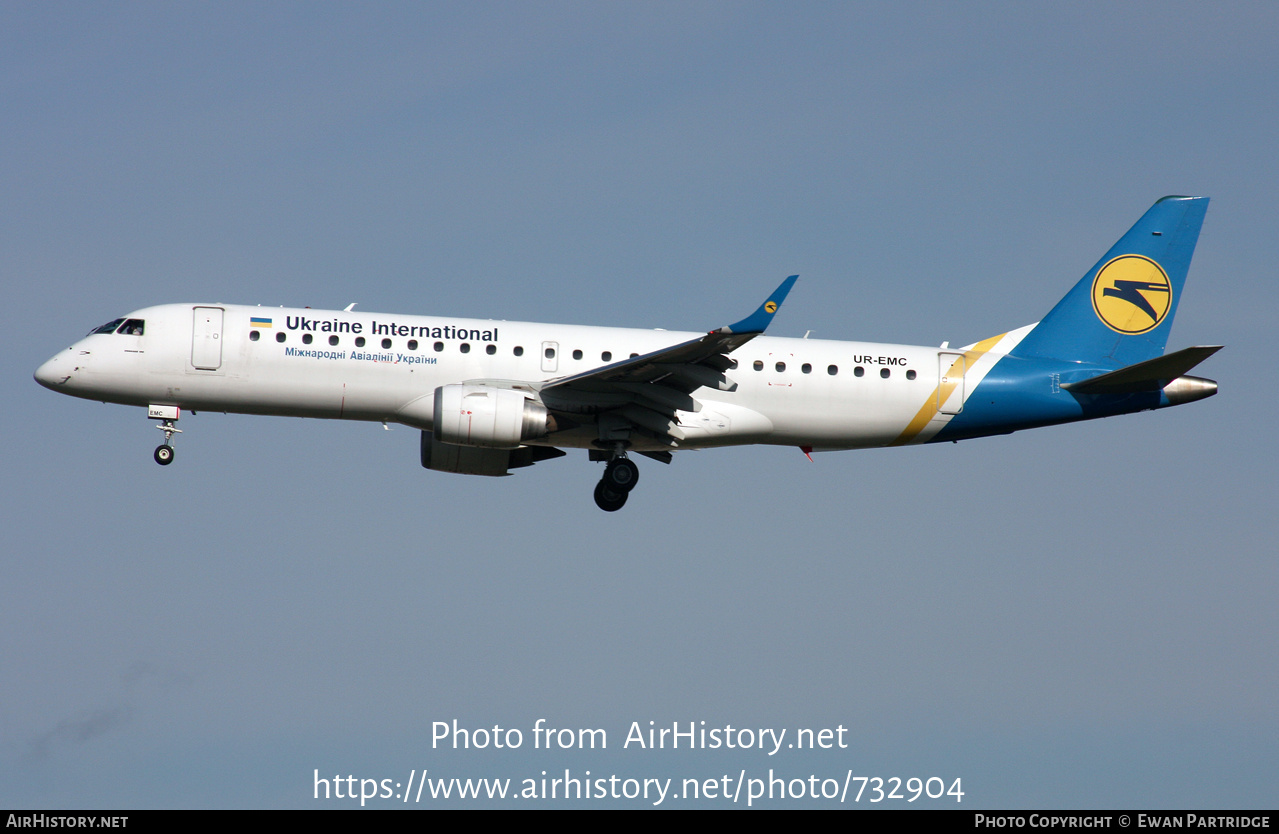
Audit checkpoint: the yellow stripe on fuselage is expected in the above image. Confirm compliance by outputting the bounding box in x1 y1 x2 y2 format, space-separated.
889 333 1005 446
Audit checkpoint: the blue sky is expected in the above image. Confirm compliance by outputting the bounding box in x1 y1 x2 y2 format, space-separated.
3 2 1276 808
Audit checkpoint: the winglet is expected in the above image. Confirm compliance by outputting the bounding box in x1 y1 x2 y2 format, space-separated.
713 275 798 335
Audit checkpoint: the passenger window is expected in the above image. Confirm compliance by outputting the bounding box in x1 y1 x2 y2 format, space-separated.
827 365 839 376
802 363 811 374
514 346 524 356
249 331 260 342
434 342 444 352
382 338 392 349
545 347 556 359
602 351 612 362
573 349 583 360
753 360 764 371
303 333 313 344
775 362 786 372
906 369 916 380
880 368 890 378
276 332 286 343
329 335 340 346
354 336 365 347
728 359 738 369
629 353 638 359
407 339 417 350
854 366 864 377
460 343 471 353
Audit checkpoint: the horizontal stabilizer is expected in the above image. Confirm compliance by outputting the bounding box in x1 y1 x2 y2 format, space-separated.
1061 345 1222 394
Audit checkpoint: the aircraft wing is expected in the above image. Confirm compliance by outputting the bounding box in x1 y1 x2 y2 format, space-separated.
537 276 797 445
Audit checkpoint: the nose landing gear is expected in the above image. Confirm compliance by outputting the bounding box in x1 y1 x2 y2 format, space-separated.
153 442 176 465
149 404 182 466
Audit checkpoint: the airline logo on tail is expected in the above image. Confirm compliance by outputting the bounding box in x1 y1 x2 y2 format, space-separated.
1091 255 1172 334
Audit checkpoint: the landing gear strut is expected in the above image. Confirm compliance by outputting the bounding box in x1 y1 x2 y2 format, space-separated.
593 451 640 512
149 405 182 466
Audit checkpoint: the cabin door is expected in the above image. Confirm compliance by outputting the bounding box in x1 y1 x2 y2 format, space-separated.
192 307 225 370
938 351 966 415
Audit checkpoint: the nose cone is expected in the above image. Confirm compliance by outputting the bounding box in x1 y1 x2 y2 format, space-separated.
34 352 68 391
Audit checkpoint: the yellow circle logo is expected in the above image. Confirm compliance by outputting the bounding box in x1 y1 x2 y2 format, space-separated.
1091 255 1172 335
764 301 778 314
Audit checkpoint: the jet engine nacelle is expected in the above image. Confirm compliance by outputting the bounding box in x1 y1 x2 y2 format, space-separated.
432 384 552 448
420 432 567 476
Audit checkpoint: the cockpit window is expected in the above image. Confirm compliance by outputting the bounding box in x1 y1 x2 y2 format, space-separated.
91 318 125 335
118 319 145 335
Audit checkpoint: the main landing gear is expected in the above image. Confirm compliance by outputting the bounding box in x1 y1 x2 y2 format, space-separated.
149 405 182 466
593 455 639 512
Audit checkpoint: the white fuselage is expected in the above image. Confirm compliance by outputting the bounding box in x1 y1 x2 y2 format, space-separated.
33 199 1219 512
36 302 1012 452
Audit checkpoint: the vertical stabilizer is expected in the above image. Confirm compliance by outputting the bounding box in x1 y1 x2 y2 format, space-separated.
1011 196 1208 367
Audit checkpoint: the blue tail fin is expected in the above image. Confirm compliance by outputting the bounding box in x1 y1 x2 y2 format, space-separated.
1010 196 1208 367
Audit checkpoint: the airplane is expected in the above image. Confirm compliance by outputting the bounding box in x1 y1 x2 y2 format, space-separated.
35 196 1220 511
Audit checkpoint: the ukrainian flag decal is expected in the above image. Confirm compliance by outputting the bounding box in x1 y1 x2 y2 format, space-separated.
1090 255 1172 335
250 317 273 328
